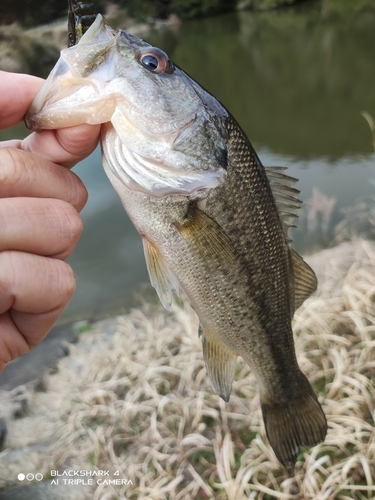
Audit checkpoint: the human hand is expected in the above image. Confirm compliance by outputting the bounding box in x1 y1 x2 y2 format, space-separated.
0 70 100 372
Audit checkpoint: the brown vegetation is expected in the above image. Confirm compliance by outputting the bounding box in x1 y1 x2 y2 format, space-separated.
0 240 374 499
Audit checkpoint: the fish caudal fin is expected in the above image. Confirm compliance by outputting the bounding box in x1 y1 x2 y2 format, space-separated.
201 325 237 402
261 384 327 469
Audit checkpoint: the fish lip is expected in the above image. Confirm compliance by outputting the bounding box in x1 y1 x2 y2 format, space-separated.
24 114 36 131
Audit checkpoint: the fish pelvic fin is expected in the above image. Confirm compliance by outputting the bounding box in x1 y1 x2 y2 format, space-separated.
260 381 327 469
142 238 179 311
201 325 237 402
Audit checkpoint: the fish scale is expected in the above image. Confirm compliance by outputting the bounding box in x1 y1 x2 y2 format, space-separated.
25 1 327 469
206 118 291 320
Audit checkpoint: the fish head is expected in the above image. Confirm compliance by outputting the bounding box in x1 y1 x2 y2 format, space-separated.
26 14 228 197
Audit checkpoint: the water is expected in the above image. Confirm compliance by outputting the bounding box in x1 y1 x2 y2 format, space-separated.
1 4 375 323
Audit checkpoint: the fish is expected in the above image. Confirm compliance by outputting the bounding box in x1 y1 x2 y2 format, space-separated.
25 3 327 469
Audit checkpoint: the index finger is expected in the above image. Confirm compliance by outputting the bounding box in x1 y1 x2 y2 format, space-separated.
0 71 44 130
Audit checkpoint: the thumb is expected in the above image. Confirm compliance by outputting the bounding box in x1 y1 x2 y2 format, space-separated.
22 123 101 169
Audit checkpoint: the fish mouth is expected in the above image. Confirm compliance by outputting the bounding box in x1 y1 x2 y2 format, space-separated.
25 12 227 198
25 14 195 135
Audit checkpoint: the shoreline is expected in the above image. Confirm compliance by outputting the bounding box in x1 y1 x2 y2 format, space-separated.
0 6 182 76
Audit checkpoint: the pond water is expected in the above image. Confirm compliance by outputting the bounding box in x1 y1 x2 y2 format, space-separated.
1 4 375 323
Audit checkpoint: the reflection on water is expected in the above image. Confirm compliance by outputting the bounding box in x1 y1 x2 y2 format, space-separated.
148 6 375 160
261 150 375 251
1 5 374 322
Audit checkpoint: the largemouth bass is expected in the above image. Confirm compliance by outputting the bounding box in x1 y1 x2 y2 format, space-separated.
25 9 327 468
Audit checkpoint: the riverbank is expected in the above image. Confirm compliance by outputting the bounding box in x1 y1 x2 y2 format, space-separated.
0 5 182 76
0 239 374 499
2 0 375 77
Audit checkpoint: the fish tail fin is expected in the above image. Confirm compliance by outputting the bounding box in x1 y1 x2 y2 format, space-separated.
260 381 327 469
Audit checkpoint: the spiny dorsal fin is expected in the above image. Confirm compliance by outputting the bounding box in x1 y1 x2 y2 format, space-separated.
201 324 237 402
291 249 317 310
142 238 179 311
265 166 302 242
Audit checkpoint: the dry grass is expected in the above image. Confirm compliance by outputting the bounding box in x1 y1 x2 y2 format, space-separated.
0 240 374 499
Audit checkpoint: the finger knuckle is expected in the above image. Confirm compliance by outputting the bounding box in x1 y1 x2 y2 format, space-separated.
0 148 26 192
54 200 84 252
55 261 76 303
71 172 88 211
0 252 76 310
0 253 13 308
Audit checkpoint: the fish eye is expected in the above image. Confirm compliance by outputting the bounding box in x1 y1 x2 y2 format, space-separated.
142 55 158 70
139 48 174 74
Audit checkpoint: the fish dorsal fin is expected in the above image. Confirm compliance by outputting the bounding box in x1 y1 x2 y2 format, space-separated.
265 168 316 309
142 238 179 311
200 324 237 402
291 249 317 310
265 166 302 242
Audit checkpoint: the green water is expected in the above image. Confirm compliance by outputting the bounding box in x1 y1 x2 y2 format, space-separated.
148 6 375 159
1 5 375 322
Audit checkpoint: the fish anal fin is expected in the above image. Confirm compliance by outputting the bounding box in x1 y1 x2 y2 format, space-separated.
292 249 317 311
175 205 236 264
142 238 179 311
201 325 237 402
261 384 327 469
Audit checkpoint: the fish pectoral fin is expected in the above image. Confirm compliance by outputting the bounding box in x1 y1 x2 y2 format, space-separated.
291 250 317 311
142 238 179 311
201 326 237 402
175 205 236 264
260 380 327 469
